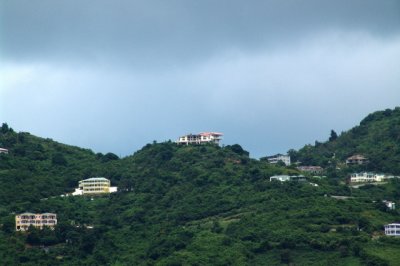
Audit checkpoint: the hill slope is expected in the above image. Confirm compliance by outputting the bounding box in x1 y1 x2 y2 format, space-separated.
0 111 400 265
290 107 400 174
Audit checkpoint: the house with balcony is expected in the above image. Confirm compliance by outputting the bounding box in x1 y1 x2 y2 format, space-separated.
73 177 118 195
15 212 57 231
384 223 400 236
265 154 291 166
349 172 386 183
177 132 223 145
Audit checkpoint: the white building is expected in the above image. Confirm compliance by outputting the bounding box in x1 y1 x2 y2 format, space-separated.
349 172 386 183
384 223 400 236
383 200 396 210
0 148 8 154
265 154 291 166
270 175 305 182
270 175 291 182
177 132 223 145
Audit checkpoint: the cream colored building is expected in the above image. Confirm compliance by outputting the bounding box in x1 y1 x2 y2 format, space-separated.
15 213 57 231
74 177 117 195
349 172 386 183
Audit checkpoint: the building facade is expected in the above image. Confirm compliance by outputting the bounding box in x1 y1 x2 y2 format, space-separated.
0 148 8 154
15 213 57 231
177 132 223 145
346 154 368 165
265 154 291 166
297 166 324 174
79 177 110 195
349 172 386 183
384 223 400 236
270 175 306 182
76 177 117 195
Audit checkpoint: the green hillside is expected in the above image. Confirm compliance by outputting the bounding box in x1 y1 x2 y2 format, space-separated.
290 107 400 174
0 108 400 265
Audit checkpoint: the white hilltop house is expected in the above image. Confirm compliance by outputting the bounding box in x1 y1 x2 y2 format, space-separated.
265 154 291 166
72 177 118 196
177 132 223 145
384 223 400 236
0 148 8 154
349 172 390 183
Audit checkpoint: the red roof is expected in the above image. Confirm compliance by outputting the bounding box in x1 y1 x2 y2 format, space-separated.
199 132 223 136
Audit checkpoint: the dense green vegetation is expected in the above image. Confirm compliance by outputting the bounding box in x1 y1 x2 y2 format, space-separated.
0 107 399 265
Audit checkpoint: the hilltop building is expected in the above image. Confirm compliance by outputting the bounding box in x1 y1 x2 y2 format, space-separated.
0 148 8 154
265 154 291 166
297 166 324 175
15 213 57 231
346 154 368 165
384 223 400 236
73 177 118 195
177 132 223 145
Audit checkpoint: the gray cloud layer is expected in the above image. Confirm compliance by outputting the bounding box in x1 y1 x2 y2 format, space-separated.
1 1 399 157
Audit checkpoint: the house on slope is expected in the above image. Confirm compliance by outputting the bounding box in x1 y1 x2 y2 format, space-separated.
346 154 368 165
16 213 57 231
177 132 223 145
73 177 118 196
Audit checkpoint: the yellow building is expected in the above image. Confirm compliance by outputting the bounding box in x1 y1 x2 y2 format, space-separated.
15 212 57 231
79 177 111 195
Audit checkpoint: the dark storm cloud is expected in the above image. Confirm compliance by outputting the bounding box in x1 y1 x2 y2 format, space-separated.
1 0 399 66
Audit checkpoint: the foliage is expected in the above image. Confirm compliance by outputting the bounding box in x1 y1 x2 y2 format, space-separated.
0 108 400 265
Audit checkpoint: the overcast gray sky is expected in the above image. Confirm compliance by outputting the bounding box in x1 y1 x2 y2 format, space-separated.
1 0 400 158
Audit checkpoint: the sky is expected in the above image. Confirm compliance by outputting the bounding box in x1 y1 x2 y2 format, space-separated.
1 0 400 158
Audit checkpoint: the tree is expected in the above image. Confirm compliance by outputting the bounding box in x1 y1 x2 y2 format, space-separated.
52 153 68 166
1 123 9 134
329 130 338 141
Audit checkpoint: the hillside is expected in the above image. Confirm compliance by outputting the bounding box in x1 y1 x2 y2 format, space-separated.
290 107 400 174
0 111 400 265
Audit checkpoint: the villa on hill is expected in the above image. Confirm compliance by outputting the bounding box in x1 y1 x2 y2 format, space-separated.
15 213 57 231
177 132 223 145
0 148 8 154
297 166 324 175
348 172 397 183
72 177 118 196
384 223 400 237
265 154 291 166
346 154 368 165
